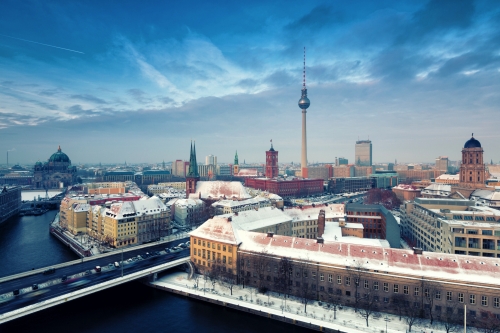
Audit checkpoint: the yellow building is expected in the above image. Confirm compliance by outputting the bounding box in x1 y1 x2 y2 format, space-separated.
190 216 239 277
59 197 89 234
102 197 171 248
158 182 186 190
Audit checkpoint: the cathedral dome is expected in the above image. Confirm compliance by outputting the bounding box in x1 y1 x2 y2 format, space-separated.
49 146 71 164
464 135 481 149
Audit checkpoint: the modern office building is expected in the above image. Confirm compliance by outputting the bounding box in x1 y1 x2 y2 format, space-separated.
205 155 217 166
401 197 500 256
355 140 372 167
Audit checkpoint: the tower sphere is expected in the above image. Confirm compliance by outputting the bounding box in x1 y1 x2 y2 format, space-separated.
298 89 310 109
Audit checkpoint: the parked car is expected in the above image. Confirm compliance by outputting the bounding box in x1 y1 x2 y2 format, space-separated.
43 268 56 275
114 262 120 268
61 275 67 282
95 266 101 273
32 284 38 290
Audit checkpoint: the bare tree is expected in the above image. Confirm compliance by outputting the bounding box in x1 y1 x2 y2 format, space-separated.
276 257 293 311
296 258 315 314
400 294 423 332
357 291 380 327
476 311 500 333
421 278 440 325
347 259 366 313
439 302 462 333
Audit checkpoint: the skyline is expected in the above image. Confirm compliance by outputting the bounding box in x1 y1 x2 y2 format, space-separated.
1 0 500 165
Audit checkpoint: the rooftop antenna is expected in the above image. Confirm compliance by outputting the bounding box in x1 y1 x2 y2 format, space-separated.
303 47 306 89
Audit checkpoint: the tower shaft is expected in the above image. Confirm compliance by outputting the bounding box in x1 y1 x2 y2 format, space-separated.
301 109 308 178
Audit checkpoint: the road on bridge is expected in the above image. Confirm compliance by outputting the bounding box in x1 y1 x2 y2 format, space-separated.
0 237 190 315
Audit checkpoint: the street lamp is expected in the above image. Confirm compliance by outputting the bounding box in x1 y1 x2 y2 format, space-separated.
384 316 390 333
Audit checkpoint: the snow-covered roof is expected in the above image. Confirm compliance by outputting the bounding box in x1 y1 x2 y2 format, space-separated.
212 196 269 208
105 197 167 219
73 203 90 213
436 174 459 180
191 181 251 200
220 206 291 231
322 222 389 248
237 231 500 286
174 198 204 207
284 204 345 221
423 183 451 192
392 184 420 191
190 216 240 245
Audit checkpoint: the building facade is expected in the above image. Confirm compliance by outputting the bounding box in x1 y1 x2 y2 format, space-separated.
265 143 279 179
459 135 486 188
355 140 372 166
0 186 22 224
33 146 77 189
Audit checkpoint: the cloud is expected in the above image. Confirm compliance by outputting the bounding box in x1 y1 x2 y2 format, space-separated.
127 88 152 104
396 0 475 44
70 94 107 104
285 4 343 32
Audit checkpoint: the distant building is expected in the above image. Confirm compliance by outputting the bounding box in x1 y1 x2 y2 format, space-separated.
392 184 421 201
33 146 77 189
265 143 279 178
205 155 217 166
335 157 348 166
435 156 449 172
327 177 373 194
211 196 271 215
370 171 398 189
435 174 459 184
0 186 22 224
459 135 486 188
355 140 372 166
308 165 333 180
171 198 206 228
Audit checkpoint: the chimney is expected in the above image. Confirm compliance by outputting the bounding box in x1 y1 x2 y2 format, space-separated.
317 209 325 237
316 237 324 244
412 247 423 255
267 232 274 238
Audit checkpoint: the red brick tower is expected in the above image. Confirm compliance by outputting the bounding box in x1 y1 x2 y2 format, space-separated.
265 141 279 179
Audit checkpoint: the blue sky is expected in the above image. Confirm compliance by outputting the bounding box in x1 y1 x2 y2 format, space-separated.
1 0 499 165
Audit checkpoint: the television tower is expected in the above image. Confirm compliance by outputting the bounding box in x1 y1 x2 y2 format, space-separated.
298 47 310 178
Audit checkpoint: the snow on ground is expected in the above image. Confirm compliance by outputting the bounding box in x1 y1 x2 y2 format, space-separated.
153 272 458 333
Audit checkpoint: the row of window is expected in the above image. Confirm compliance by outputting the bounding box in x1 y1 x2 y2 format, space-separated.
192 238 233 252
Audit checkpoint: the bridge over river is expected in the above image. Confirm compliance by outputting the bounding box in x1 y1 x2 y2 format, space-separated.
0 237 191 324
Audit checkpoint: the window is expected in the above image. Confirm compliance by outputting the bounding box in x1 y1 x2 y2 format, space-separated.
447 291 452 301
320 286 324 291
303 271 308 278
296 281 300 287
383 297 389 303
458 293 464 303
312 271 316 279
328 287 333 293
364 280 369 289
355 278 359 286
320 273 324 281
436 291 441 300
494 297 499 308
482 296 488 306
383 282 388 292
403 286 409 295
470 294 476 304
414 287 419 297
328 274 333 283
336 275 341 284
373 282 379 291
223 245 226 252
336 289 342 295
345 277 350 286
394 284 399 293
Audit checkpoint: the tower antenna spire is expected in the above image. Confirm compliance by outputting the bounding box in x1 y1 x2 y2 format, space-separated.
303 47 306 89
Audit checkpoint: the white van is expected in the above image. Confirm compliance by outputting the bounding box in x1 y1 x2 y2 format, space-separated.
114 262 120 268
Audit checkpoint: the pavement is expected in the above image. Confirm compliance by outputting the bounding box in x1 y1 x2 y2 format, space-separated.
151 272 465 333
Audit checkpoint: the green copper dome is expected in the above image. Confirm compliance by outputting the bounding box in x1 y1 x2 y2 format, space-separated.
49 146 71 164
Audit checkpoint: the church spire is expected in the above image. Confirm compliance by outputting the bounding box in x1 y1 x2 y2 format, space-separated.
187 141 199 177
234 150 239 165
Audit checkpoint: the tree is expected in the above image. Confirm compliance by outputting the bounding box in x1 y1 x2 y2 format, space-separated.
476 311 500 333
296 257 315 314
439 302 462 333
357 291 380 327
422 279 441 325
276 257 293 311
347 260 366 313
399 295 422 332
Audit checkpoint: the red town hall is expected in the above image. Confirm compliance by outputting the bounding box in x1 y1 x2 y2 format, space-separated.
245 143 323 197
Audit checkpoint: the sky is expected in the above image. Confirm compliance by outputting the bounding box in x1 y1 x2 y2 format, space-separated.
1 0 499 166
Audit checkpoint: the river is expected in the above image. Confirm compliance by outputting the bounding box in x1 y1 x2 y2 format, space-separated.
0 212 311 333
